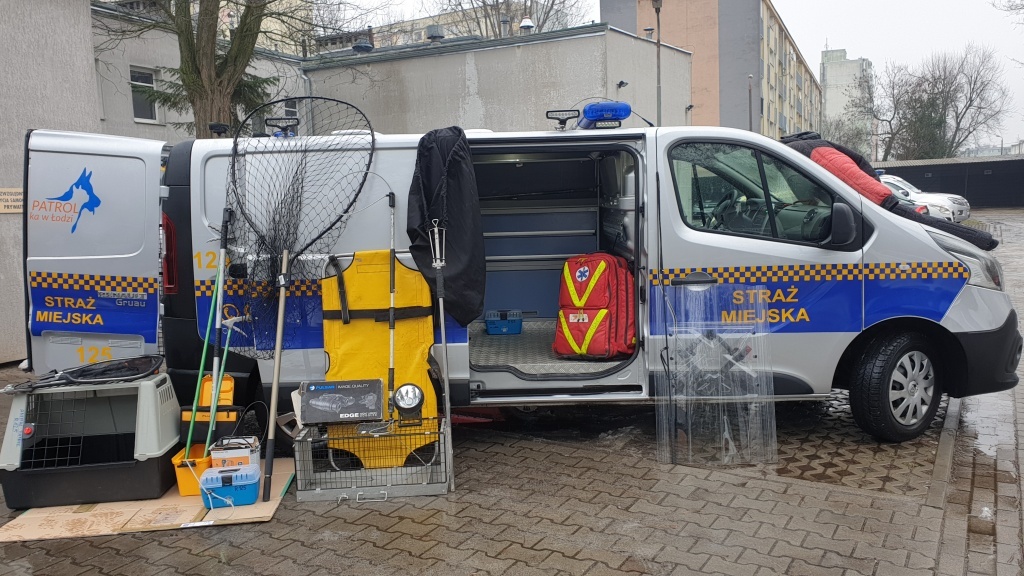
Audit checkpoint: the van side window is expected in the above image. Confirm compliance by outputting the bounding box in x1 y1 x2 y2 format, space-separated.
668 142 835 243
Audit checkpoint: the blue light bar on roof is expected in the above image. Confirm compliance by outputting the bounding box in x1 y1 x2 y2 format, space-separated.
577 101 631 129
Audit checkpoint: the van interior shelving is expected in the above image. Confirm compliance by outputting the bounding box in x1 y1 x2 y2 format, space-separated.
467 146 640 379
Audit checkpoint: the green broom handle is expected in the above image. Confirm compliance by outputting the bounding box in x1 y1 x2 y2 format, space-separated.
184 266 221 458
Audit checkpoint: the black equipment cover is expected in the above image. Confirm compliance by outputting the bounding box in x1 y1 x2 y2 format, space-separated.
407 127 485 326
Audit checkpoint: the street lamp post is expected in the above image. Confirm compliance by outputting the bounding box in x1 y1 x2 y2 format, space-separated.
653 0 663 126
748 74 754 132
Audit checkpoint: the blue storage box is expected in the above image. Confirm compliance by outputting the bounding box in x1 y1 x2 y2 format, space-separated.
199 463 261 509
485 309 523 335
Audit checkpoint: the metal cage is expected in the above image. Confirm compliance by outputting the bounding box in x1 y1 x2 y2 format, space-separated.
294 417 451 502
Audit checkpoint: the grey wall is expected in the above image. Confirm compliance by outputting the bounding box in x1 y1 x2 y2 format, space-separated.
308 29 689 133
94 19 190 143
605 31 690 127
0 0 103 363
717 0 761 131
601 0 637 32
94 16 305 144
309 34 610 133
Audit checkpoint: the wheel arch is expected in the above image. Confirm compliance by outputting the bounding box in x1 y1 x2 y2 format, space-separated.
833 317 968 397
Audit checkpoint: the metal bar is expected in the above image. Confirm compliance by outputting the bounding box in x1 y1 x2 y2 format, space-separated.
483 230 595 238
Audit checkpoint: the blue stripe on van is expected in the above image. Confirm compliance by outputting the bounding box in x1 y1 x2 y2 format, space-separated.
28 272 159 344
649 262 968 335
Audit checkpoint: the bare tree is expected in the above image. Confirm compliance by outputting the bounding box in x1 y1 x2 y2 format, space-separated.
425 0 588 39
847 62 918 161
994 0 1024 20
919 44 1009 157
94 0 388 138
848 45 1009 160
819 114 872 158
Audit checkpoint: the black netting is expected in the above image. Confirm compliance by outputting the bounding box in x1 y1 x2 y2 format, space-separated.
226 97 374 359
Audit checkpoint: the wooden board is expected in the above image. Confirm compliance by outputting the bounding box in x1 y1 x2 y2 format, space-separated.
0 459 294 542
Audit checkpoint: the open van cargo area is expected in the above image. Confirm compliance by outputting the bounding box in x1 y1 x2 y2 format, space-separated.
468 147 640 380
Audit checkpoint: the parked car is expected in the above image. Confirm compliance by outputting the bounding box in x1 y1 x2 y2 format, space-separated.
880 174 970 223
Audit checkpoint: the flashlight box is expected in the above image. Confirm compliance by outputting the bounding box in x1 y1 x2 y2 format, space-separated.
210 435 261 468
200 464 261 509
299 380 383 424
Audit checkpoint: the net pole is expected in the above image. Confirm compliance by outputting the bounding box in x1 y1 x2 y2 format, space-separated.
387 192 396 417
262 249 290 502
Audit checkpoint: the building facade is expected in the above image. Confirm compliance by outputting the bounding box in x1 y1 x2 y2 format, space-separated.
821 48 873 157
308 24 691 133
601 0 821 137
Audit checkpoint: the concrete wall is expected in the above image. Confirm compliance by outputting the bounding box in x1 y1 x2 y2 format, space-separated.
309 30 684 133
605 31 689 127
717 0 761 131
637 0 719 127
821 49 872 118
93 17 191 144
0 0 103 363
601 0 636 35
94 16 306 144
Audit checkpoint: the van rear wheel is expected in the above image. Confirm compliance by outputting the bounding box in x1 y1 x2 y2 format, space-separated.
849 332 941 442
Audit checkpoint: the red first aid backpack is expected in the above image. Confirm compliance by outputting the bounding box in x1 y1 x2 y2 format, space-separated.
553 252 636 359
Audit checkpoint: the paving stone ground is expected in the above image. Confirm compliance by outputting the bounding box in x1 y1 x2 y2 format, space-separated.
0 209 1021 575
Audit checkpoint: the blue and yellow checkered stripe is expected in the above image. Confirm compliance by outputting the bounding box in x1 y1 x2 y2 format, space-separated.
649 262 968 285
29 271 158 293
194 279 320 298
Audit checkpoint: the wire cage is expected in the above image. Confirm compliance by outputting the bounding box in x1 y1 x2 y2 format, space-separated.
0 374 180 508
653 282 778 467
294 417 451 502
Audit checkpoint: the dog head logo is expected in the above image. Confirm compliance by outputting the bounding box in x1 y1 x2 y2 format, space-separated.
47 169 101 234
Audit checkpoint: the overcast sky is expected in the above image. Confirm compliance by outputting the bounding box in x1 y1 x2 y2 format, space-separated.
395 1 1024 149
768 0 1024 149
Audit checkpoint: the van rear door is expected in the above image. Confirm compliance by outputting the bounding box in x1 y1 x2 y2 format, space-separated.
24 130 165 373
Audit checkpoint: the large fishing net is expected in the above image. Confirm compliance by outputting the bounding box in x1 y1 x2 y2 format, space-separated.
225 97 375 359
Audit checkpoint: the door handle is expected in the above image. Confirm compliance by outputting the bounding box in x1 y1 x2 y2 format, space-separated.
670 271 717 286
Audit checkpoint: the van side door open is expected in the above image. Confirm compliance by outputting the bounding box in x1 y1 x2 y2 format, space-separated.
24 130 165 373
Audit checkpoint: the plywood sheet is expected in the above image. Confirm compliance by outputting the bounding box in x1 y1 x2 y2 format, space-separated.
0 459 294 542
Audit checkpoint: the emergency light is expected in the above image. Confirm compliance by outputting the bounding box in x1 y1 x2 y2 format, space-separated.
578 101 631 129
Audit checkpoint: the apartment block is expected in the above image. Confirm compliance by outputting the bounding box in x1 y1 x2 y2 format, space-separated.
602 0 821 136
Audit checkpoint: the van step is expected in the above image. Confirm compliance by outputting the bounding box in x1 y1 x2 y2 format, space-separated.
469 321 620 376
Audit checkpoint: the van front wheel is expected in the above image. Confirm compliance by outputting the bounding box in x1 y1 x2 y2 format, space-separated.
849 332 941 442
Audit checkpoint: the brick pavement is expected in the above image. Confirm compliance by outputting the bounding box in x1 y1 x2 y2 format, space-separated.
0 210 1021 575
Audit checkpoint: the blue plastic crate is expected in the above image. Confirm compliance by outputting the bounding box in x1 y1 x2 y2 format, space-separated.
485 309 522 335
199 463 261 509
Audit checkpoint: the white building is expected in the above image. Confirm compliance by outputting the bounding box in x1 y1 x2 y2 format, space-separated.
820 48 874 157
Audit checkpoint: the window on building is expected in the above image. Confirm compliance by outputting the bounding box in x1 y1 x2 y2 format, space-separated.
130 68 157 122
284 100 298 118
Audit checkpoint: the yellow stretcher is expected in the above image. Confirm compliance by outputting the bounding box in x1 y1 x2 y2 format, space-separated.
319 250 438 469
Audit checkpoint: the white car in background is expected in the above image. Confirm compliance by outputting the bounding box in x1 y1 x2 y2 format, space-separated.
880 174 971 223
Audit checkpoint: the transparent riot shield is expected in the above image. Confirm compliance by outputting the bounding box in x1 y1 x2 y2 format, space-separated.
654 281 777 466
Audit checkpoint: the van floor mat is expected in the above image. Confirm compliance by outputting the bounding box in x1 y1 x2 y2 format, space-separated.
468 321 621 375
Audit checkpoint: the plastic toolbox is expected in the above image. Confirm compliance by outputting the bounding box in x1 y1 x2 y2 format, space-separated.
199 463 261 509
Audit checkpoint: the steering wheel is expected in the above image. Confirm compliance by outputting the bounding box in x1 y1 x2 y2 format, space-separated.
710 191 740 230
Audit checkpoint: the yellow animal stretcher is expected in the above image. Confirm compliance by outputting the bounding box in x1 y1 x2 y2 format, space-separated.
319 249 438 469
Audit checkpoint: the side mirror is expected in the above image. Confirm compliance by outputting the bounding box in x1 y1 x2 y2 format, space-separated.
831 203 857 247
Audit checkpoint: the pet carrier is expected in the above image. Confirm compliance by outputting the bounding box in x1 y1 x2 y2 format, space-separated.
0 373 180 509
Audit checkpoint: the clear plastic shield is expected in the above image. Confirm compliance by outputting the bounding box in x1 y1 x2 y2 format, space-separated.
654 282 777 466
